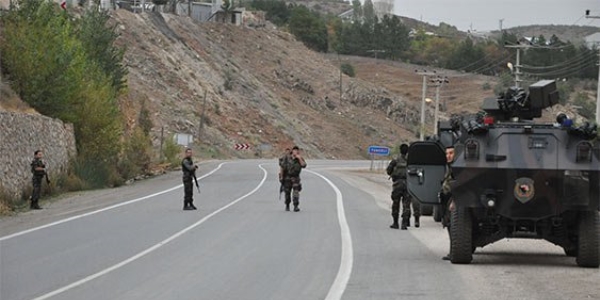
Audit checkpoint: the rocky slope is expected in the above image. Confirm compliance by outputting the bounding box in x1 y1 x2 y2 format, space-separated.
112 10 422 159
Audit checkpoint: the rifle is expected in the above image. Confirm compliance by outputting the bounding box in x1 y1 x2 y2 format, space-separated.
192 172 201 194
279 181 284 200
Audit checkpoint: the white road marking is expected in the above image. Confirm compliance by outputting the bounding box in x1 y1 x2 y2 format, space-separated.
31 164 268 300
0 163 227 242
306 169 354 300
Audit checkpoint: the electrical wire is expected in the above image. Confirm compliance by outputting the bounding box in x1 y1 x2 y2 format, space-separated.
522 55 596 77
521 52 594 70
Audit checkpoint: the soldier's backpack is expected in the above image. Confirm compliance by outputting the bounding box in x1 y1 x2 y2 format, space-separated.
387 156 407 179
283 157 302 177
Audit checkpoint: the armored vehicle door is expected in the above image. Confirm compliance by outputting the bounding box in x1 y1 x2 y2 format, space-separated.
407 141 448 205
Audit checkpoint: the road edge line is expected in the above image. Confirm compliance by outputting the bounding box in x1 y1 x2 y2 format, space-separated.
306 169 353 300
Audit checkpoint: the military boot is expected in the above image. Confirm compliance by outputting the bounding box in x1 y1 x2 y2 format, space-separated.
401 217 408 230
189 203 197 210
293 205 300 212
285 204 290 211
414 216 420 228
31 200 41 210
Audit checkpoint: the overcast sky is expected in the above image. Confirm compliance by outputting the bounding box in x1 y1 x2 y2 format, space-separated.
392 0 600 32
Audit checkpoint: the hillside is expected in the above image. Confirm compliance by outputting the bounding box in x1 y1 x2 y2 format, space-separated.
492 24 600 44
330 55 586 125
4 7 589 162
112 10 422 160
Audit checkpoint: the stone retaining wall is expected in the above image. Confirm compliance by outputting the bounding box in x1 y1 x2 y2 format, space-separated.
0 112 76 200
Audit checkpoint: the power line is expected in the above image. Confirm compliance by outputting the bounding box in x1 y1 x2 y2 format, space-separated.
523 55 596 77
521 52 595 70
449 52 514 77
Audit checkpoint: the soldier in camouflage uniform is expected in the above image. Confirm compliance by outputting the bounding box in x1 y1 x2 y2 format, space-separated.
181 148 198 211
386 144 420 229
441 145 456 261
281 146 307 212
30 150 46 210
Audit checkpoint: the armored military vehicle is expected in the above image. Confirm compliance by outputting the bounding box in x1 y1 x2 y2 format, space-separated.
406 80 600 268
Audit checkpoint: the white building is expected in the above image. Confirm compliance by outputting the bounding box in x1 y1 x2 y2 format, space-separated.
585 32 600 49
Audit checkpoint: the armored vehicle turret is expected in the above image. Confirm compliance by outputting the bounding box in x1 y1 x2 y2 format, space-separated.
407 80 600 267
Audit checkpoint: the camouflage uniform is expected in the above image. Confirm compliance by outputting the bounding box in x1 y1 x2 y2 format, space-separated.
440 163 454 260
440 164 454 228
181 157 197 210
387 154 420 229
278 152 292 193
282 157 306 211
30 157 46 209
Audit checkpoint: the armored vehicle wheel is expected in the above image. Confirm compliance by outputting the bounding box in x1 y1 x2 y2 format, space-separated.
576 211 600 268
564 247 577 257
450 207 473 264
421 205 433 216
433 206 443 222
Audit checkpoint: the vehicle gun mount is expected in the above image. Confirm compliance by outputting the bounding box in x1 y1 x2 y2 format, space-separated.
482 80 559 121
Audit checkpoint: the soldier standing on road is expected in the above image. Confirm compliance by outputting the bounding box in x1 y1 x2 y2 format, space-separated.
441 145 456 261
181 148 198 211
386 144 419 229
281 146 307 212
30 150 46 210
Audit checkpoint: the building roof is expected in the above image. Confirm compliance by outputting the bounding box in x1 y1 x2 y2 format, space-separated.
585 32 600 42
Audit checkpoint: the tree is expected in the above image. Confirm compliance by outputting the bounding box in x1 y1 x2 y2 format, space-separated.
220 0 235 23
288 5 328 52
351 0 362 22
77 8 128 94
1 0 125 186
250 0 291 26
446 37 486 72
362 0 375 26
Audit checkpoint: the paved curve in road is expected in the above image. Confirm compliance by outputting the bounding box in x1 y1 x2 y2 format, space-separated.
0 160 598 300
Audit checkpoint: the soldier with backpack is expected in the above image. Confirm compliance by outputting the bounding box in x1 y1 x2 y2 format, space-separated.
386 143 420 229
280 146 307 212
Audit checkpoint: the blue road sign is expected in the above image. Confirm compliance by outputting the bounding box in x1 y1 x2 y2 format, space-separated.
368 146 390 156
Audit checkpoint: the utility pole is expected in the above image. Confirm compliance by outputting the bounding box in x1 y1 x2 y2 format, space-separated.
198 90 208 139
499 18 504 32
338 52 342 105
416 70 437 140
585 9 600 124
431 76 450 135
505 44 529 88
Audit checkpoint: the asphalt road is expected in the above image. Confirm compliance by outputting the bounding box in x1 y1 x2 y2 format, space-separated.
0 160 598 300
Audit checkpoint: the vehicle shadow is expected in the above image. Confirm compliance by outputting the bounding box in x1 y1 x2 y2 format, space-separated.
470 251 578 267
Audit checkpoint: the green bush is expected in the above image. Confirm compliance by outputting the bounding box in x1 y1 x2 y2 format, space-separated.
556 81 574 105
573 92 596 120
119 127 153 180
482 82 491 90
163 135 181 167
340 63 355 77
